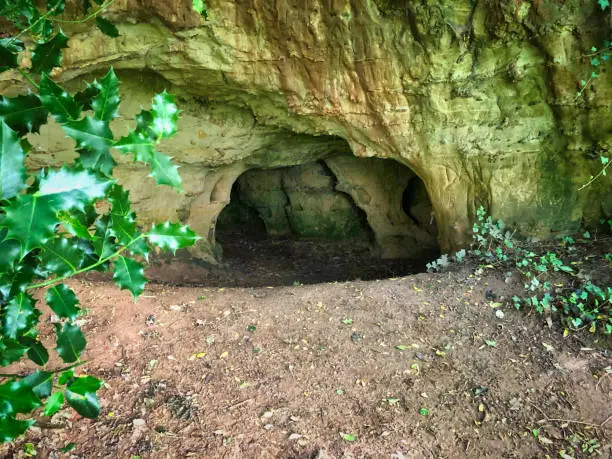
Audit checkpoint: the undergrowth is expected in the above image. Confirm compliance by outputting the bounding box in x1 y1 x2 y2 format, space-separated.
427 207 612 335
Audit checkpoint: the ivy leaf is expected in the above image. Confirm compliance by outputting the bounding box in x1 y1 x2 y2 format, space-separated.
39 167 113 212
95 16 119 37
30 30 69 74
92 68 120 121
62 116 113 158
66 376 102 418
0 120 27 200
43 391 64 416
45 284 81 321
40 238 86 276
150 90 179 139
39 73 81 123
113 256 146 298
0 38 24 72
0 416 35 443
0 379 42 414
114 132 182 191
55 323 86 363
2 292 39 340
22 371 52 398
0 93 49 135
147 222 200 254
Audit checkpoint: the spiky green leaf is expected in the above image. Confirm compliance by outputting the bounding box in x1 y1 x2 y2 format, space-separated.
30 30 69 74
2 293 39 340
0 120 26 199
39 167 113 212
147 222 200 254
0 379 42 414
39 73 81 123
0 417 34 443
150 90 179 139
0 338 28 366
40 238 86 276
74 84 100 111
65 375 102 418
114 132 182 190
62 116 113 158
0 93 48 135
25 340 49 366
58 210 94 240
75 147 116 176
55 323 86 363
92 68 120 121
22 371 52 398
44 391 64 416
0 38 24 73
95 16 119 38
112 256 146 298
45 284 81 321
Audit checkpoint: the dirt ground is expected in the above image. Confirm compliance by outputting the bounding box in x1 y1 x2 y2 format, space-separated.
1 237 611 458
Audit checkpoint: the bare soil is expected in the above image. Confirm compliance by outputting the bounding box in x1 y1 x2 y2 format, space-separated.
2 239 611 458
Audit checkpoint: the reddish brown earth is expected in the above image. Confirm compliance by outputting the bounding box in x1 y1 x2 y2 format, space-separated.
1 241 611 458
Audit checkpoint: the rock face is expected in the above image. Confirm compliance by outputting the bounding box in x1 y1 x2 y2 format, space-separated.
2 0 610 261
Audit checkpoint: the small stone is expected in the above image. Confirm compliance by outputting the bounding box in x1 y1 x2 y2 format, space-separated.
288 433 302 441
133 418 146 427
264 424 274 430
495 309 505 319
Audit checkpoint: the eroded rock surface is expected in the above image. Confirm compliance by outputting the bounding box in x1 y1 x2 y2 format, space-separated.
2 0 610 261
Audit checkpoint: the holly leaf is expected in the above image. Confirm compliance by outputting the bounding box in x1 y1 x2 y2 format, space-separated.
2 292 39 340
0 237 21 273
150 90 179 139
39 166 113 212
92 68 120 121
147 222 200 254
25 340 49 366
55 322 86 363
0 338 28 366
0 120 27 200
114 132 182 191
192 0 208 19
112 256 146 298
0 38 24 73
599 0 610 10
62 116 113 158
47 0 67 15
0 416 34 443
65 376 102 418
95 16 119 37
93 215 117 259
45 284 81 321
75 147 116 176
30 30 69 74
22 371 52 398
0 93 49 135
74 84 100 111
39 73 81 123
43 391 64 416
108 184 131 216
58 210 94 240
0 194 58 255
0 379 42 414
40 238 86 276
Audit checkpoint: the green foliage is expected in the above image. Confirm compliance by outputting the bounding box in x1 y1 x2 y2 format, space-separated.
429 207 611 335
0 0 201 443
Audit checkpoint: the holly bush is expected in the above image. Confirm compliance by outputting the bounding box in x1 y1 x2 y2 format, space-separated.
0 0 201 442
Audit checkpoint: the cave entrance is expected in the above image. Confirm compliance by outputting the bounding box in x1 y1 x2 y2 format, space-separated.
213 158 440 287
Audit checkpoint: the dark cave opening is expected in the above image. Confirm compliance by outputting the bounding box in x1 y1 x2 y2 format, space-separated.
211 158 440 286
